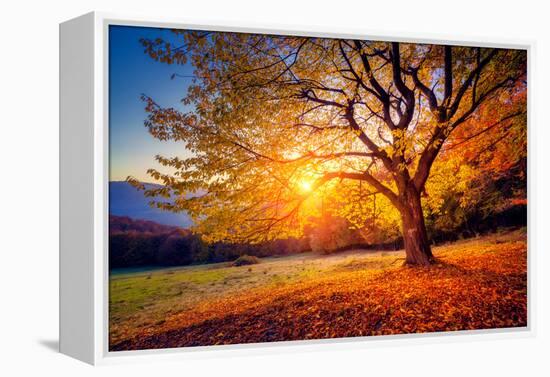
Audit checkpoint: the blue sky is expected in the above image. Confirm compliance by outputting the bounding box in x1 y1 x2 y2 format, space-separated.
109 25 194 183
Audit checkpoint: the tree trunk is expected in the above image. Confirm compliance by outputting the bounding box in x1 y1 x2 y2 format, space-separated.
400 186 434 266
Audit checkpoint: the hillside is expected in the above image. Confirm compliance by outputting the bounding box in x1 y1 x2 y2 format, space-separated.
109 215 199 269
110 229 527 350
109 181 192 227
110 215 187 235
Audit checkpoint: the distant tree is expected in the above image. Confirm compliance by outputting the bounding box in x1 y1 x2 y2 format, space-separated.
109 232 162 268
157 233 206 266
131 32 526 265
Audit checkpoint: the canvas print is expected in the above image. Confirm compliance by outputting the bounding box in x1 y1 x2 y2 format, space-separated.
108 25 527 351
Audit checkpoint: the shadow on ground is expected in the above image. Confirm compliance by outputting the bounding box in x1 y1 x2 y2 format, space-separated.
38 339 59 352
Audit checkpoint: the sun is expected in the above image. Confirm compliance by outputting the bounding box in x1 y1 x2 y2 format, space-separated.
299 180 313 193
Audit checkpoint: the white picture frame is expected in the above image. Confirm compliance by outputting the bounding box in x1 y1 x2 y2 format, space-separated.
59 11 534 365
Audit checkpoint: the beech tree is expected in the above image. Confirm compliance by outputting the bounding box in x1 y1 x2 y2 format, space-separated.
130 31 526 266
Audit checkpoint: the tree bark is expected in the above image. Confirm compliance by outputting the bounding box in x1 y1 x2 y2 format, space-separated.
399 186 434 266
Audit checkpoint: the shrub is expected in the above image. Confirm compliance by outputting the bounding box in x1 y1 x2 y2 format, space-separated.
307 216 359 254
232 255 260 266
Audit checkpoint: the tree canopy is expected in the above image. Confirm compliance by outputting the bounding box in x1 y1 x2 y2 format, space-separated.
129 31 526 262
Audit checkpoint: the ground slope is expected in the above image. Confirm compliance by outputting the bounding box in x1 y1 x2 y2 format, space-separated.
110 229 527 351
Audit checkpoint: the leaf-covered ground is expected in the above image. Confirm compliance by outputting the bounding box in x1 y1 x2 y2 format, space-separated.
110 229 527 351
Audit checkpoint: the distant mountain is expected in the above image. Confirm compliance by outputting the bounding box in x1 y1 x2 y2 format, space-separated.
109 181 193 227
109 215 189 235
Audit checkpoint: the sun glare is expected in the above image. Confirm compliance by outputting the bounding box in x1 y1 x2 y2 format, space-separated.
299 180 313 193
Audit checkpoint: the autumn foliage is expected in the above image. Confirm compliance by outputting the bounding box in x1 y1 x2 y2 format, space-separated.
129 30 526 266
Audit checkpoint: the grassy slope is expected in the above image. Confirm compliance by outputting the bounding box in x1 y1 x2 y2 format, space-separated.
110 229 527 350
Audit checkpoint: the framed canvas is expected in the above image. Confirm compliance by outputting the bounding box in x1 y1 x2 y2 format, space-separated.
59 12 533 365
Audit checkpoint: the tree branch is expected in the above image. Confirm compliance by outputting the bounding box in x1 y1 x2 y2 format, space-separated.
447 49 498 120
322 171 401 209
443 45 453 107
390 42 415 129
